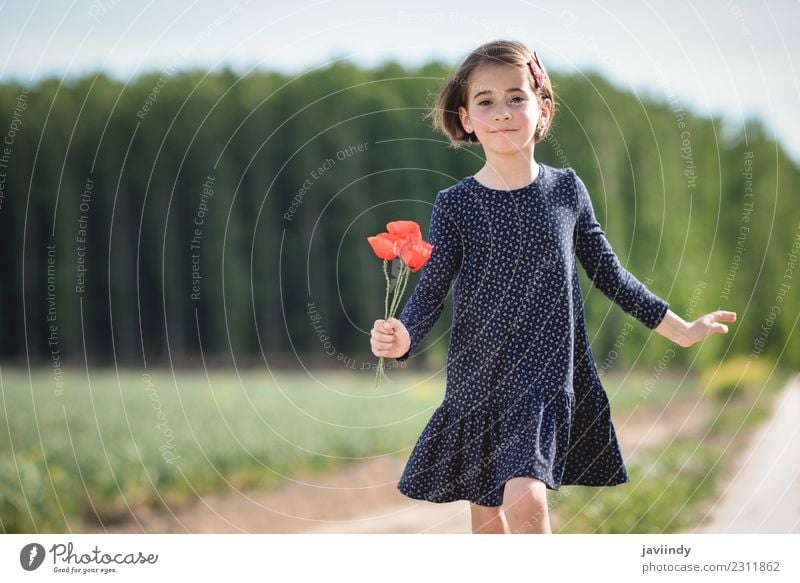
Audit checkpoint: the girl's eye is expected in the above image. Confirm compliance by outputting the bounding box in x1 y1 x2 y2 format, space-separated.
478 96 525 106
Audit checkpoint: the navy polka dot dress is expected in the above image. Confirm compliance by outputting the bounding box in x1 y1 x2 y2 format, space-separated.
394 163 669 507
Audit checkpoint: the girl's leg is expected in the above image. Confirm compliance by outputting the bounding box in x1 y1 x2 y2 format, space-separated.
469 503 510 534
502 476 552 534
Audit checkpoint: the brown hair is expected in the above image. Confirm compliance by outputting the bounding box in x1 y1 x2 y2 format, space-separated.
426 39 557 148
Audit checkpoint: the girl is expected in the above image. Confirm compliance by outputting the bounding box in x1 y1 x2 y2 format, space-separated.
369 40 736 534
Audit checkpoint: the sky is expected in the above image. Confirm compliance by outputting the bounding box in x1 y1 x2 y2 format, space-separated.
1 0 798 163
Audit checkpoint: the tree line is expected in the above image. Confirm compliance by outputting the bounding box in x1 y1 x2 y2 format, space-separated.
0 60 796 371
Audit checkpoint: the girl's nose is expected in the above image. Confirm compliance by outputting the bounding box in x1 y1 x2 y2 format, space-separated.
494 109 511 121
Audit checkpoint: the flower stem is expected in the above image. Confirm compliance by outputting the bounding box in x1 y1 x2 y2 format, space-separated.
376 262 410 389
375 357 385 388
376 259 396 389
383 259 390 320
388 263 407 318
392 265 410 317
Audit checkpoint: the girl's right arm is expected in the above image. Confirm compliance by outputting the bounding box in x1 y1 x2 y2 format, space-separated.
370 190 463 362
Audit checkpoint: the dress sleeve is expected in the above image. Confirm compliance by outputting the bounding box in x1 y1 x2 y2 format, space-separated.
395 191 463 361
572 168 669 330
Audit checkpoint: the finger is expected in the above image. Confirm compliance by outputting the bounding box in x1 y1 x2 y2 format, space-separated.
713 323 729 333
383 321 394 333
371 339 389 351
712 310 737 321
371 332 396 344
374 319 385 328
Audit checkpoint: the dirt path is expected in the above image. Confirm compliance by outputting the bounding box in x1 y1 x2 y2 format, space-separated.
100 455 441 534
98 393 715 534
685 373 800 534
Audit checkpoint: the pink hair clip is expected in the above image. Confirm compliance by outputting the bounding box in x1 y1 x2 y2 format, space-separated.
528 51 547 89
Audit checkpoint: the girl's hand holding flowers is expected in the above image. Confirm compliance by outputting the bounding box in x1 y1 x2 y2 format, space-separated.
370 317 410 359
367 220 432 387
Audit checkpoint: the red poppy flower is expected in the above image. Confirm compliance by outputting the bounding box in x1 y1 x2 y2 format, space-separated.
367 232 401 260
400 238 433 273
386 220 422 241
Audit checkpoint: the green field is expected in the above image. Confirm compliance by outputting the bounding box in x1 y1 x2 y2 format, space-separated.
0 365 447 532
0 358 787 533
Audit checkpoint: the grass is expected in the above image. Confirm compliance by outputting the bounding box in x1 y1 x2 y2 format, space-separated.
0 359 789 533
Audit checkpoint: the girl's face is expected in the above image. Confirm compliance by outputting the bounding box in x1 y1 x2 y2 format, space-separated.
457 63 551 155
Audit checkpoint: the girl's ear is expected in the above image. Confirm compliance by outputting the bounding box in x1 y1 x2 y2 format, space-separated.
458 105 472 133
539 97 553 124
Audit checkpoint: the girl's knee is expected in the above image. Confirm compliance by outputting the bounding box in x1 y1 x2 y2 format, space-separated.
503 476 548 506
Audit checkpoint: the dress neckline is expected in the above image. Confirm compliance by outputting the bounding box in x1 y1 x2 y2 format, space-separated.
467 163 546 194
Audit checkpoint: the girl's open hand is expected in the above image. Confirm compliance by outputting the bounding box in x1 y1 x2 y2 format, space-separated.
679 310 737 347
370 317 411 358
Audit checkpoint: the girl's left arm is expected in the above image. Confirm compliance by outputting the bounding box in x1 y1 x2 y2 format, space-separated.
572 168 670 330
572 168 737 347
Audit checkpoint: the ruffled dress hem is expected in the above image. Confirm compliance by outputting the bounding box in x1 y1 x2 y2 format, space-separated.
396 389 599 507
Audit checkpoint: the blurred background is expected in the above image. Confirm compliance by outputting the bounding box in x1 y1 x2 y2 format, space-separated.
0 0 798 534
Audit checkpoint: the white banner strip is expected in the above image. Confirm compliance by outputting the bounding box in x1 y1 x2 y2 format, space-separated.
1 534 798 582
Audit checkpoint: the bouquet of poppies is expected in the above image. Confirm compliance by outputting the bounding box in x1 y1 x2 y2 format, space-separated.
367 221 432 388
